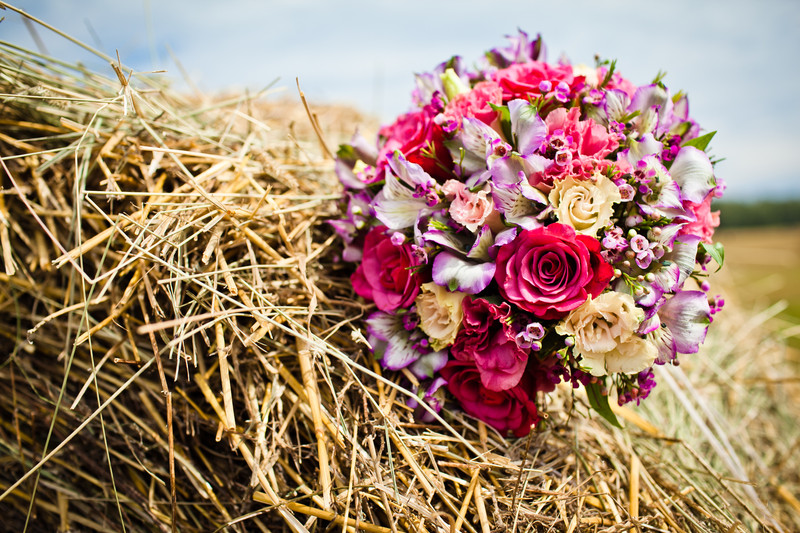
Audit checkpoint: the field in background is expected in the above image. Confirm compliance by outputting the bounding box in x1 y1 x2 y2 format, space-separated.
715 226 800 355
714 200 800 228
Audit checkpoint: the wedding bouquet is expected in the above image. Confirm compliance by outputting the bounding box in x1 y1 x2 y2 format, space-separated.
332 31 725 436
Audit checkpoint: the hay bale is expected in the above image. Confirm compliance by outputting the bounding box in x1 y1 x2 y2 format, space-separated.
0 8 797 532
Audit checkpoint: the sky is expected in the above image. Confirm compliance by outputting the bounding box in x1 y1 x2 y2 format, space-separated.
3 0 799 200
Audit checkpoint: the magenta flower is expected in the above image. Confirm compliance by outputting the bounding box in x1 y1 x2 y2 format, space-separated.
441 360 539 437
494 223 614 320
332 31 725 431
376 107 452 182
351 226 422 312
450 297 528 391
491 61 575 101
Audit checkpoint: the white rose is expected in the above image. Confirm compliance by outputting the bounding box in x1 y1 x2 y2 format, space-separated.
549 174 621 237
415 282 466 351
555 292 657 376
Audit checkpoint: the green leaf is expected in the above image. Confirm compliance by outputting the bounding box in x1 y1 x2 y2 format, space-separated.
618 110 641 124
336 143 356 161
599 59 617 88
701 242 725 272
682 131 716 152
586 382 622 428
488 103 512 142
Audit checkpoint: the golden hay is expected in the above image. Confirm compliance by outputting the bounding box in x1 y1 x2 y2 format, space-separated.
0 5 798 532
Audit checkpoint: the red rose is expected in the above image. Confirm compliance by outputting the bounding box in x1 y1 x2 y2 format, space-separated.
494 223 613 320
490 61 574 101
351 226 421 312
376 107 452 181
441 360 539 437
451 297 528 391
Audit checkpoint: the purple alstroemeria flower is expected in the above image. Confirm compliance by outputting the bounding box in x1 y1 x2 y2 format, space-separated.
335 130 380 190
628 84 702 141
407 376 448 423
628 84 673 136
649 222 688 250
508 99 548 155
432 251 496 294
632 156 693 221
328 190 374 262
628 233 701 310
410 352 449 380
484 30 545 68
426 222 497 260
446 117 502 177
372 152 440 230
665 93 699 139
585 88 631 128
466 225 495 261
366 311 440 371
412 56 468 107
623 134 664 167
423 226 467 254
489 153 549 229
648 290 711 363
670 146 716 205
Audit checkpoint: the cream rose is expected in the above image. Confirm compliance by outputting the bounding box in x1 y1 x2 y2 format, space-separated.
555 292 657 376
415 282 466 351
548 174 621 237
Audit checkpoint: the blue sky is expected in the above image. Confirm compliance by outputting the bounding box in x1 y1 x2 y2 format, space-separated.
5 0 800 200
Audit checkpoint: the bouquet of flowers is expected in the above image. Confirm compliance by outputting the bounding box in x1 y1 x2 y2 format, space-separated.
332 31 725 436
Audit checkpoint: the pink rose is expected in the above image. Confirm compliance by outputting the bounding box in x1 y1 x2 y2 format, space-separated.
494 223 614 320
451 297 527 391
531 108 619 188
441 360 539 437
377 107 452 181
443 81 503 128
351 226 422 312
441 180 494 232
545 107 620 160
533 156 615 190
490 61 574 101
679 194 720 244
